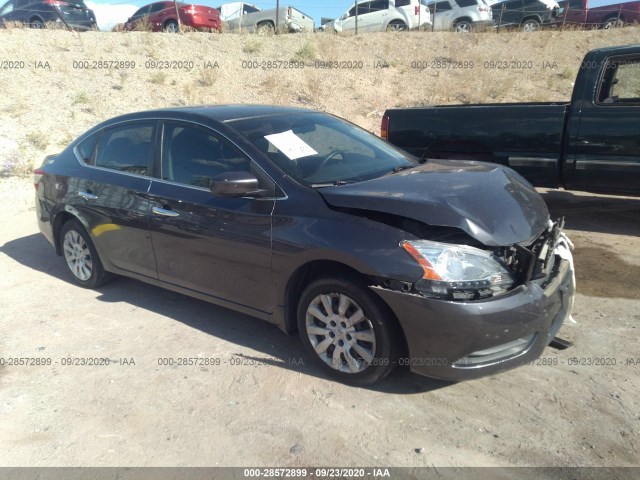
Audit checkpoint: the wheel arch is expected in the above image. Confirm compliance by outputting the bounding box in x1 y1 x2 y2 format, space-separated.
52 211 87 255
163 17 178 28
256 19 275 30
453 16 473 25
282 259 409 357
521 15 542 24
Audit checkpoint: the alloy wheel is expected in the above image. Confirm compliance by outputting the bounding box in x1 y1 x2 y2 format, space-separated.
63 230 93 282
305 293 376 374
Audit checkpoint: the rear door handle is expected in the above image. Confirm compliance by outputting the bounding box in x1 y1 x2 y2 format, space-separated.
78 191 98 200
152 206 179 217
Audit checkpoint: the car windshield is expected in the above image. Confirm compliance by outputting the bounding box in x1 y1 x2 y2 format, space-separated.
228 112 416 187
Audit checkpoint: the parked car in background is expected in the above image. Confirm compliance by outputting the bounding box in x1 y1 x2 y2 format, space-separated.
124 1 221 32
491 0 559 30
426 0 493 31
382 45 640 196
0 0 96 30
327 0 431 33
556 0 640 28
217 2 314 33
34 105 575 385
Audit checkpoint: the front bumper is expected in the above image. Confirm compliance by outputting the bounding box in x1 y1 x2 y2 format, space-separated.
374 251 575 382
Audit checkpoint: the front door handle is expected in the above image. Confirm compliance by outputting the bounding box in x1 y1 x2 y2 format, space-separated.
152 206 179 217
78 191 98 200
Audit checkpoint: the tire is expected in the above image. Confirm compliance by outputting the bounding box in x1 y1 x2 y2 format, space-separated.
29 17 45 29
522 18 541 31
164 20 179 33
601 16 624 29
255 22 274 35
386 20 407 31
453 20 472 32
60 220 111 289
297 276 399 385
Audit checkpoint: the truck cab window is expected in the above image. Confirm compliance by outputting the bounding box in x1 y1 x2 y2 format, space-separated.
598 58 640 105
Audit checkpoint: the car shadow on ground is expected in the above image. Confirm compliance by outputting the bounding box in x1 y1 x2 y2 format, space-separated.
541 189 640 237
1 233 450 394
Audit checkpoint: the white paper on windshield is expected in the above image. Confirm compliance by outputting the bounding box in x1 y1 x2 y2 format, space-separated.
264 130 318 160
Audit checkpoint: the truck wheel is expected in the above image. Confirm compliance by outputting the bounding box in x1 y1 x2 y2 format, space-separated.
164 20 179 33
256 22 274 35
601 16 624 29
453 20 472 32
386 20 407 31
297 276 399 386
522 18 541 31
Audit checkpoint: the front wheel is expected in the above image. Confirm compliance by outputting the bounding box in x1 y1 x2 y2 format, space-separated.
601 17 624 29
522 18 541 31
256 22 274 35
297 276 399 385
164 20 179 33
60 220 111 288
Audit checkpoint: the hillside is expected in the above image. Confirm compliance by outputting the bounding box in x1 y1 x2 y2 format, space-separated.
1 27 638 174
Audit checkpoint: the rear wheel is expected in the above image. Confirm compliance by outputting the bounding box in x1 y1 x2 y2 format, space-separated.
522 18 541 31
60 220 111 288
386 20 407 31
29 17 45 29
164 20 179 33
453 20 472 32
601 16 624 29
256 21 274 35
297 276 399 385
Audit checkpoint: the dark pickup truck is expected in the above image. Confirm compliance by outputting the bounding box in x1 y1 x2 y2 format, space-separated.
382 44 640 196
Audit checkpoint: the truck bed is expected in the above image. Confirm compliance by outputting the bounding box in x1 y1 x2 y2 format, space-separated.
386 102 569 187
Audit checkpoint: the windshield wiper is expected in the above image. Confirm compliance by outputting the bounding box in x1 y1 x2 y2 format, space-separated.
386 165 415 175
310 180 354 188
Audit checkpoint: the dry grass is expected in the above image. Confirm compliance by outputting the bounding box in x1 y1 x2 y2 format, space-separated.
0 27 639 173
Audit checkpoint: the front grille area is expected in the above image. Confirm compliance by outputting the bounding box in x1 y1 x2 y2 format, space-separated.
499 217 565 285
452 333 537 368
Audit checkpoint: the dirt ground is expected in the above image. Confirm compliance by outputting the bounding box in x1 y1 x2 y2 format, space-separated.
1 27 639 470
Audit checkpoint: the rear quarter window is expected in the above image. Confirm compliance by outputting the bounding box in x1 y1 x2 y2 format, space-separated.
75 134 99 165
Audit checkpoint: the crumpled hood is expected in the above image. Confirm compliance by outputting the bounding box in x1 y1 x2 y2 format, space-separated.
318 160 549 247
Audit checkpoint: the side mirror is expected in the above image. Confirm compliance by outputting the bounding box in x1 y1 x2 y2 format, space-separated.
210 171 260 197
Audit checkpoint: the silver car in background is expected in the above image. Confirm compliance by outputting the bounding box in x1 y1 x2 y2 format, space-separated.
426 0 494 31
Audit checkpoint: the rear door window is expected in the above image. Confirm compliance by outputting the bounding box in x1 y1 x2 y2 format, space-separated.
160 123 251 188
94 123 154 175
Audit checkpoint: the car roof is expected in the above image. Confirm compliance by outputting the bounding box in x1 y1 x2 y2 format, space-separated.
106 105 317 125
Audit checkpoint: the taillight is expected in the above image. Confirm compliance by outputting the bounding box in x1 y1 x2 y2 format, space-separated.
33 168 44 190
185 5 197 14
381 115 389 140
43 0 68 5
287 6 291 18
478 5 489 11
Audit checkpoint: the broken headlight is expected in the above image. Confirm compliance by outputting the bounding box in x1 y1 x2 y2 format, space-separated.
401 240 514 300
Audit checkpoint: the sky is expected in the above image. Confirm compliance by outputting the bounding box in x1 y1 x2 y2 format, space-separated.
88 0 633 31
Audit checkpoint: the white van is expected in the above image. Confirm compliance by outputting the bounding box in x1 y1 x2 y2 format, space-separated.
328 0 432 32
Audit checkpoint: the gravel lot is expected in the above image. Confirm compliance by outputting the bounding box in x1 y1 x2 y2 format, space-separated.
0 178 639 468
